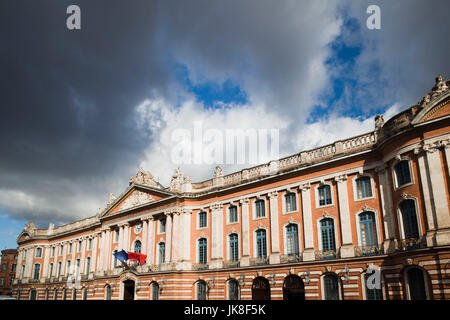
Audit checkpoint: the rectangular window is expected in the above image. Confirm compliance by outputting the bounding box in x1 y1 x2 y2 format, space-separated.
356 177 373 199
318 185 332 206
198 211 207 228
78 241 82 252
88 239 92 250
35 247 42 258
57 262 62 278
285 193 297 212
69 243 72 254
66 261 71 275
229 234 239 261
49 263 53 278
159 243 165 264
11 264 17 272
255 200 265 218
60 245 63 256
114 229 119 242
1 264 6 272
395 161 412 187
160 218 166 233
86 257 91 275
229 206 238 223
256 230 267 258
21 265 25 278
33 264 40 280
52 247 55 257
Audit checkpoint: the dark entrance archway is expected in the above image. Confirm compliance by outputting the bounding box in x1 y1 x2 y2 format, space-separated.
252 277 270 300
123 280 135 300
283 275 305 300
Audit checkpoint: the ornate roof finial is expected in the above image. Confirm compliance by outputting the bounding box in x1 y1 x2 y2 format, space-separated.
129 167 159 187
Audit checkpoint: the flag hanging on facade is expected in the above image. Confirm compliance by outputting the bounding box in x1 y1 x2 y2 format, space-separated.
113 249 129 263
127 252 147 264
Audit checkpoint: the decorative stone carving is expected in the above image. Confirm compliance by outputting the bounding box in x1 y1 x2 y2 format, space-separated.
418 74 449 107
118 190 154 211
129 168 159 188
334 174 348 183
169 167 183 192
300 183 311 191
374 115 384 131
214 166 223 178
106 193 117 207
268 191 278 199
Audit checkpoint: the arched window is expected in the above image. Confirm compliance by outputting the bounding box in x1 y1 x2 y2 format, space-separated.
198 238 207 264
229 234 239 261
158 243 165 264
283 275 305 300
364 271 383 300
30 289 37 300
399 200 420 239
318 185 332 206
151 282 159 300
323 274 339 300
285 193 297 212
228 279 239 300
359 212 378 247
105 285 112 300
286 224 299 256
256 229 267 258
355 176 373 199
134 240 142 253
255 199 265 218
394 160 411 187
197 281 207 300
320 218 336 253
407 268 427 300
252 277 270 300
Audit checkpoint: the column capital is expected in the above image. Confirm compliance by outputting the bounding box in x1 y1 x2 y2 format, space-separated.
239 197 250 205
268 191 278 199
334 174 348 183
375 165 387 174
211 202 223 211
299 183 311 191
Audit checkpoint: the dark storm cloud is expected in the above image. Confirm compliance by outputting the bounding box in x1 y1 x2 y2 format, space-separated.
0 0 449 229
0 1 170 225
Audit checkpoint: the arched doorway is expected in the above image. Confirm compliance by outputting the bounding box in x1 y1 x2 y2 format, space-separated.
123 280 135 300
407 268 427 300
283 275 305 300
252 277 270 300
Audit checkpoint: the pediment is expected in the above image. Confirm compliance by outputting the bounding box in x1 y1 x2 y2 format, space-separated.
100 185 174 218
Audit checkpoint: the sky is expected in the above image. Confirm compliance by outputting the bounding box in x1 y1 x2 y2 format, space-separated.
0 0 449 250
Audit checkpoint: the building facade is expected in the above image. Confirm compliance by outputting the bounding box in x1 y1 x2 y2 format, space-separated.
1 249 18 296
12 75 450 300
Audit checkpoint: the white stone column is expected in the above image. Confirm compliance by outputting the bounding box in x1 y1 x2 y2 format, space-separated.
268 191 281 264
376 166 396 253
61 243 67 277
123 223 130 252
335 174 355 258
141 218 148 259
240 198 250 267
179 210 191 269
99 230 106 272
423 143 450 245
42 246 50 280
118 224 124 250
442 139 450 177
81 238 86 273
300 183 315 261
414 148 437 247
89 236 96 275
171 211 181 262
164 213 173 263
210 203 224 269
147 218 155 265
